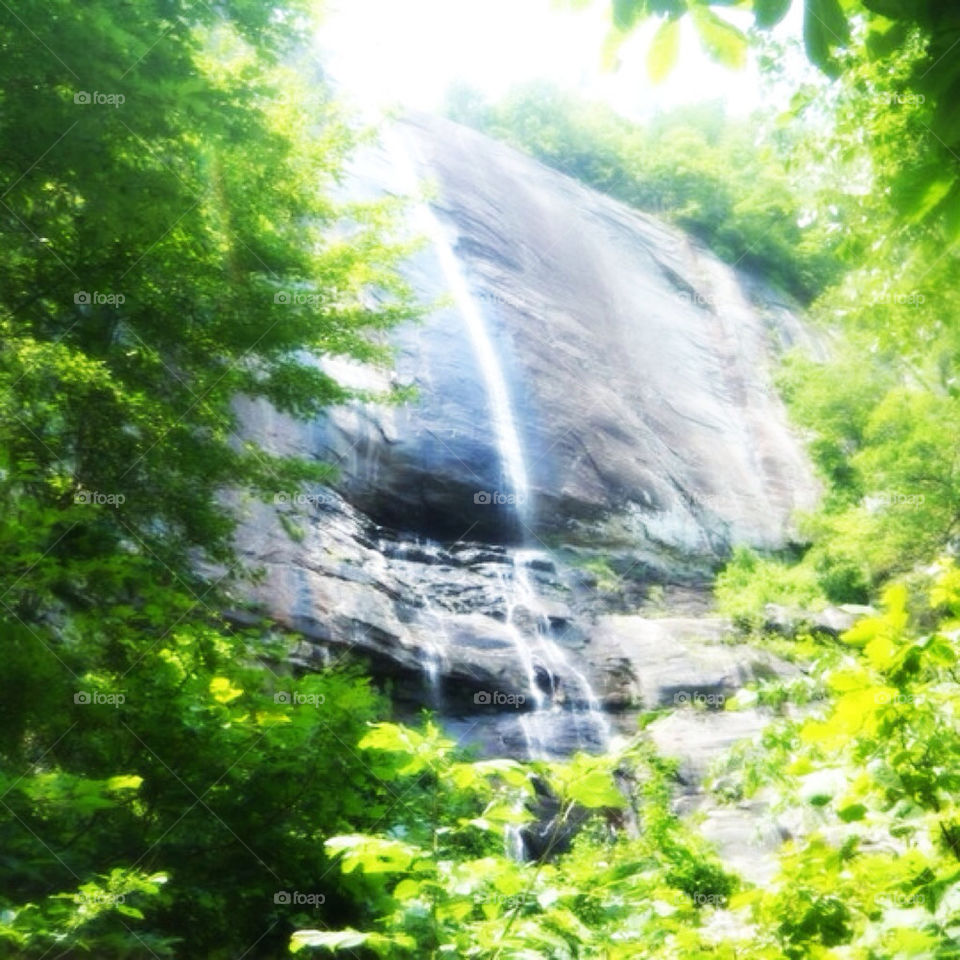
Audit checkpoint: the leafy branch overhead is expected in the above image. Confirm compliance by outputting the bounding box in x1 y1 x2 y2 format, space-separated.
582 0 960 235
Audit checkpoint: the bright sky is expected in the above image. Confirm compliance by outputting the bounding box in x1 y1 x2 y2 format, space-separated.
318 0 807 121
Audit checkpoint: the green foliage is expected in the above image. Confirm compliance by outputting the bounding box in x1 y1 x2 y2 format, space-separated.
0 0 416 956
0 608 392 957
294 726 744 959
571 554 622 593
578 1 960 237
5 0 960 958
715 546 826 623
711 567 960 958
0 0 415 602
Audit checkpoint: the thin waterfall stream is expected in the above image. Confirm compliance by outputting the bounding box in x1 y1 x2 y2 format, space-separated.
384 126 609 761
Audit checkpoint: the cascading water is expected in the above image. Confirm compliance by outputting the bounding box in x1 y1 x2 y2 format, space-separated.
384 124 609 759
385 127 529 520
418 593 449 708
511 553 611 750
379 536 450 709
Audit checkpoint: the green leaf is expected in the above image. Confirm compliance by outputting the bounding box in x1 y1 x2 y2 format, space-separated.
324 835 421 874
209 676 243 704
566 770 625 809
359 723 424 754
754 0 792 28
691 6 747 69
837 803 867 822
106 775 143 792
392 878 421 901
648 17 681 83
291 930 415 955
290 930 371 953
613 0 647 32
803 0 851 72
904 177 953 223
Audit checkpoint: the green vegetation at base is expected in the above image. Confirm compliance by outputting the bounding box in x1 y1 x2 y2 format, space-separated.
295 726 740 958
300 565 960 959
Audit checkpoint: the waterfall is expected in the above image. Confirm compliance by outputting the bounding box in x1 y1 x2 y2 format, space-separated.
384 127 529 512
384 124 608 758
511 552 611 750
419 594 448 708
379 536 449 709
418 212 529 513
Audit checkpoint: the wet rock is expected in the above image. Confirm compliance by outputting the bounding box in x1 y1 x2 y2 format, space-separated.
647 709 790 885
646 708 774 787
696 802 787 887
524 555 557 574
449 544 511 567
227 112 823 770
588 616 798 712
763 603 875 637
238 112 819 579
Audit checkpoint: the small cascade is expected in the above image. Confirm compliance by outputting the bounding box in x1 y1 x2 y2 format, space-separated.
417 592 450 709
383 124 609 759
497 563 550 756
504 822 526 861
506 552 611 756
380 536 450 709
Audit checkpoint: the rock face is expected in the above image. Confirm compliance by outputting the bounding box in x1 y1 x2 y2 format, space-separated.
587 616 799 712
241 112 817 566
763 603 875 637
234 112 822 759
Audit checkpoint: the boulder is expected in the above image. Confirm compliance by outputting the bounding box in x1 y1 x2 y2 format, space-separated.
763 603 876 637
587 616 799 712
